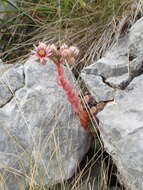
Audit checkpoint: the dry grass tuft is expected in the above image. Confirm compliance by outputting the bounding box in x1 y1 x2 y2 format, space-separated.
0 0 143 190
1 0 143 69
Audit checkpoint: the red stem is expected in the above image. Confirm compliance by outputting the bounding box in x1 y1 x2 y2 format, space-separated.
53 60 90 131
55 62 81 113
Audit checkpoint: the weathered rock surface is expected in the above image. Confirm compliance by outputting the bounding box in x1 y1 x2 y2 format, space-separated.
97 75 143 190
129 17 143 76
81 73 115 102
81 36 130 100
0 58 91 190
81 17 143 190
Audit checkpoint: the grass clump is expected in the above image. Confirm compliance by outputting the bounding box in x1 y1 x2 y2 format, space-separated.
1 0 142 68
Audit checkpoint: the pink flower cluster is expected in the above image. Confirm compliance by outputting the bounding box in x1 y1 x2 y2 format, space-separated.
31 42 79 65
31 42 81 114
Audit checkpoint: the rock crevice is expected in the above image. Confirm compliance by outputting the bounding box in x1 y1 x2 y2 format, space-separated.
0 65 25 108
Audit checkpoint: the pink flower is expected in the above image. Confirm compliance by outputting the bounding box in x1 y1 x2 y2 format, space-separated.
32 42 52 64
50 44 57 54
60 43 68 50
60 49 71 59
69 46 79 57
60 44 71 59
60 44 79 60
30 43 90 129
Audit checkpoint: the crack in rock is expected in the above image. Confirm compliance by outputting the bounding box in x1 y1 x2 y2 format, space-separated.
0 65 25 108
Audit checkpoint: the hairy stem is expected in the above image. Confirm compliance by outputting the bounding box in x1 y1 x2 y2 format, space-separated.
54 61 91 131
55 62 81 113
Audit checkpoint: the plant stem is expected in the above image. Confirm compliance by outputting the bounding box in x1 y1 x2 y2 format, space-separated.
54 61 90 131
55 62 81 113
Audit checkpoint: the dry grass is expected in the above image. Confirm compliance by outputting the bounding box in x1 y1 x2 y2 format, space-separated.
0 0 143 190
1 0 142 68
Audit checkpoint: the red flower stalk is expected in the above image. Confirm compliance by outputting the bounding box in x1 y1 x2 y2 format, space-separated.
55 62 92 130
31 42 92 130
55 62 81 113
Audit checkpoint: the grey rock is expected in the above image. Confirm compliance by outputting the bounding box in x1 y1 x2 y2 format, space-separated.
0 64 13 76
97 66 143 190
97 75 143 190
1 65 24 92
81 36 130 102
105 73 129 88
97 74 143 147
0 82 12 107
95 56 128 79
81 18 143 190
129 17 143 76
82 63 98 76
129 17 143 58
96 37 129 79
81 73 115 102
0 58 91 189
0 65 24 107
0 61 14 107
82 37 129 80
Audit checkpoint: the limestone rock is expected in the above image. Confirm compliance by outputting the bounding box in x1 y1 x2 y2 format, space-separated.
129 17 143 76
81 72 115 102
97 75 143 190
81 17 143 190
0 62 13 75
81 36 130 95
0 63 23 107
0 58 91 190
82 36 129 80
106 73 128 87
